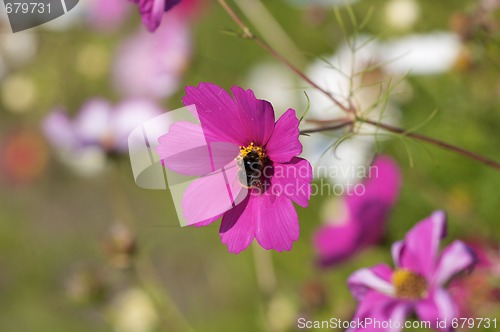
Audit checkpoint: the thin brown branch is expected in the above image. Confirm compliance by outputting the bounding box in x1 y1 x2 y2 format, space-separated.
301 119 500 169
217 0 500 171
359 118 500 170
300 121 353 135
217 0 353 114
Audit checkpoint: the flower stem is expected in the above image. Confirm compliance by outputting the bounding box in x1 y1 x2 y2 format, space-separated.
108 164 195 332
251 243 277 297
301 118 500 170
300 121 353 135
217 0 352 114
233 0 305 67
358 118 500 170
217 0 500 171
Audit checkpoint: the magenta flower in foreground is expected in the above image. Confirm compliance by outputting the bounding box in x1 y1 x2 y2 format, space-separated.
131 0 181 32
157 83 312 253
314 156 401 267
348 211 476 332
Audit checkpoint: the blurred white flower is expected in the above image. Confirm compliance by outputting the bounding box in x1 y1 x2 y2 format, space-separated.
380 32 463 75
58 146 107 177
303 31 462 186
384 0 420 31
0 32 38 67
267 294 297 332
303 36 400 187
110 288 159 332
245 61 301 117
0 32 38 80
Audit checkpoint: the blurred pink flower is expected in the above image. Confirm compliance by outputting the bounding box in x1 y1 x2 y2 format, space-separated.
131 0 181 32
449 241 500 317
42 99 163 176
157 83 312 254
43 98 163 154
313 156 401 267
86 0 131 31
348 211 476 332
112 14 190 100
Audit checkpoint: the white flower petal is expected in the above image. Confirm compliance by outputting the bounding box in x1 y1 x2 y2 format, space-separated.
381 32 462 75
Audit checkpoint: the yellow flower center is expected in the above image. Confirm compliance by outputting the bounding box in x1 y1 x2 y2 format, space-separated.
238 142 266 159
392 269 428 300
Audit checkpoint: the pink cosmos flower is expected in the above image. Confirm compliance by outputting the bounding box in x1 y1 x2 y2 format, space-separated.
112 14 190 100
156 83 312 254
347 211 476 332
314 156 401 267
131 0 181 32
449 241 500 317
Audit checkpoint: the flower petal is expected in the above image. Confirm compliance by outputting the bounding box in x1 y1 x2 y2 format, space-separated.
391 240 405 267
111 99 163 152
221 188 301 253
192 213 223 228
433 241 476 286
137 0 170 32
42 109 79 150
254 193 300 252
181 159 247 226
265 109 302 163
347 291 410 332
415 288 457 332
157 121 239 176
271 157 312 207
182 83 245 145
165 0 182 11
230 86 275 146
348 264 395 300
314 156 401 267
314 221 362 267
396 210 447 278
219 196 255 254
74 99 112 145
347 156 401 214
344 155 401 246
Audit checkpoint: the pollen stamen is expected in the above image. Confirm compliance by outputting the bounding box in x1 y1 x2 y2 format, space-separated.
392 269 428 300
238 142 265 159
